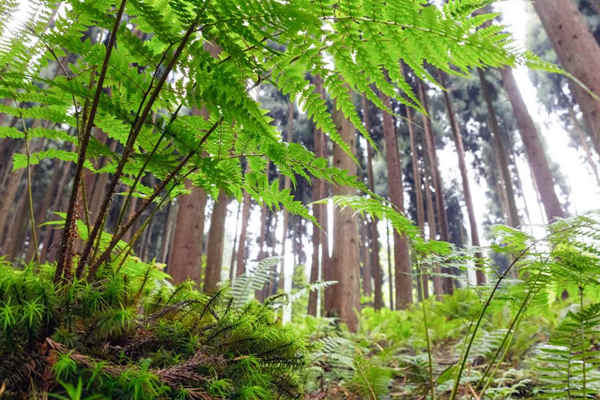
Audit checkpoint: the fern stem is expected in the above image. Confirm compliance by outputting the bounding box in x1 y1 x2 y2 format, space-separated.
76 18 202 279
22 121 38 263
86 117 223 279
449 247 529 400
55 0 128 282
418 259 435 400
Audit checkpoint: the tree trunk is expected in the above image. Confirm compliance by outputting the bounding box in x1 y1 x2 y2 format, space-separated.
501 67 566 221
308 121 322 315
204 191 228 293
478 69 521 228
419 81 453 294
359 217 372 297
380 93 413 308
568 106 600 186
159 201 176 263
385 221 394 309
329 107 361 331
236 190 251 277
168 182 207 284
533 0 600 155
440 72 486 285
362 96 384 309
406 104 429 298
229 201 242 281
425 167 443 300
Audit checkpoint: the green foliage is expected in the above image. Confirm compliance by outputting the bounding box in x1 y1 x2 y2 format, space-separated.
0 257 307 399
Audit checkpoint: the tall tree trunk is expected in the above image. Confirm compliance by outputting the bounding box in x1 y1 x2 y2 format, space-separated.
568 106 600 186
204 191 228 293
385 221 394 309
501 68 566 221
229 201 241 281
407 105 428 298
440 73 486 285
478 69 521 228
362 96 384 309
419 81 453 294
425 167 443 300
308 120 322 315
168 182 207 284
329 107 361 331
159 201 176 263
380 93 413 308
41 161 73 262
533 0 600 155
236 190 251 277
359 217 373 297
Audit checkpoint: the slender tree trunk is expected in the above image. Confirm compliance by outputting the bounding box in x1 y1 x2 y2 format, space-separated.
533 0 600 155
380 93 413 308
359 217 373 297
478 69 521 228
236 190 251 277
419 81 453 294
501 68 566 221
204 191 228 293
168 182 207 284
159 202 176 263
425 160 443 300
308 121 322 315
362 96 384 309
279 176 290 291
407 105 429 298
229 201 241 281
385 221 394 309
329 106 361 331
0 161 25 251
440 73 486 285
568 106 600 186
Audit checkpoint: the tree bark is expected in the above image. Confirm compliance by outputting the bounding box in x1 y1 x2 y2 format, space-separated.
533 0 600 155
407 105 429 298
308 121 322 315
235 190 251 277
478 69 521 228
329 106 361 331
501 67 566 221
168 182 207 284
419 81 453 294
440 72 486 285
380 93 413 309
204 191 229 293
362 96 384 309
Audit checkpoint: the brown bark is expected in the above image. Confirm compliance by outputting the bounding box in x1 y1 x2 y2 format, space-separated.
440 73 486 285
385 221 394 309
229 201 241 281
204 191 229 293
501 67 566 221
380 93 413 309
425 167 443 300
236 190 251 277
568 106 600 186
407 105 429 298
478 69 521 228
308 119 323 314
159 202 176 263
168 182 207 284
329 106 361 331
418 81 453 295
533 0 600 155
0 158 25 251
359 217 372 297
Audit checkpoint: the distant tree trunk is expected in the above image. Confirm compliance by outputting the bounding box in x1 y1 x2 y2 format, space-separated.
478 69 521 228
329 107 361 331
440 72 486 285
424 160 443 300
419 81 453 295
385 221 394 309
0 157 25 252
229 201 241 281
362 96 384 309
308 121 322 315
168 182 207 284
533 0 600 155
204 191 229 293
159 201 176 263
279 176 290 291
359 217 372 297
568 106 600 186
236 190 251 277
501 68 566 221
380 93 413 309
41 161 73 262
406 105 429 298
